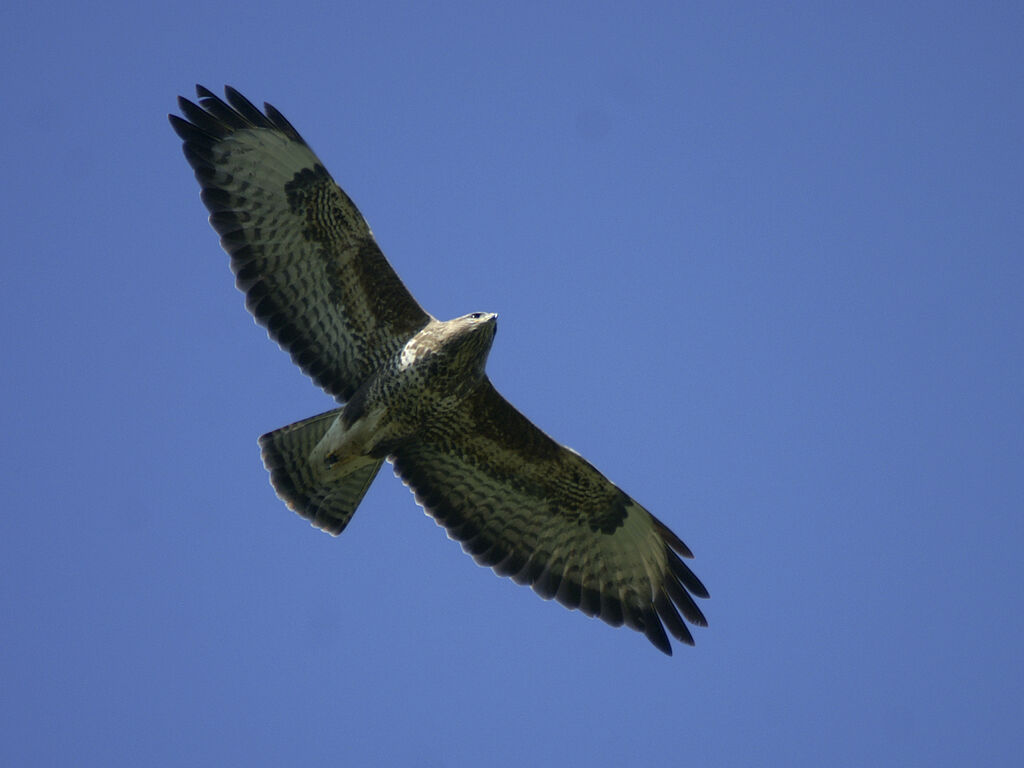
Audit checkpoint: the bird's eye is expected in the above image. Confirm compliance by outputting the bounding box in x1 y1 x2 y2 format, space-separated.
470 312 483 320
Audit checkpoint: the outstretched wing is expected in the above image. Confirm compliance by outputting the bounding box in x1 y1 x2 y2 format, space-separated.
170 86 432 402
391 380 709 655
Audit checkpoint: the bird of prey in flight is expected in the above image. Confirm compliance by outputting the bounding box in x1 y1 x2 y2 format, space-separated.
170 86 708 654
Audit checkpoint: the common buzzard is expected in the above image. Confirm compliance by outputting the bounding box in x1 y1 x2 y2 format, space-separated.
170 86 708 654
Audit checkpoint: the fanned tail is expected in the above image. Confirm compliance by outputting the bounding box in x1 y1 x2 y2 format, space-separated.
258 409 383 535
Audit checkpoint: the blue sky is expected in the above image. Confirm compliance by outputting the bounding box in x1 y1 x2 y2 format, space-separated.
2 1 1021 765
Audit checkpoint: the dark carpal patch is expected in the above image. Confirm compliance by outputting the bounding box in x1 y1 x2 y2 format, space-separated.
284 164 332 218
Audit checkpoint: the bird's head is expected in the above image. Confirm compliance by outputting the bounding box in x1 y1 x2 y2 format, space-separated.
436 311 498 377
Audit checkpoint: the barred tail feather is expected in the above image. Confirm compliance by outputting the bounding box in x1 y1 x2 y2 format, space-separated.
258 409 383 535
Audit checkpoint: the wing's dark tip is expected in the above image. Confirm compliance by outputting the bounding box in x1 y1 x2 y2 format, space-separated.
651 512 696 559
262 101 306 143
637 608 673 655
645 512 709 649
167 113 194 141
171 85 310 150
668 552 710 600
655 590 695 646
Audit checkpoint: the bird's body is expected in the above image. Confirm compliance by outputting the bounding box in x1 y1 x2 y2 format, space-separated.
171 86 708 654
311 313 498 482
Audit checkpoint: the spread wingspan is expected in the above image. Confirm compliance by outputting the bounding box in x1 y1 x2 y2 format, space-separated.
173 87 708 655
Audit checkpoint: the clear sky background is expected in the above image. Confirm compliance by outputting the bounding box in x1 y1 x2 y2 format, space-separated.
2 2 1021 765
